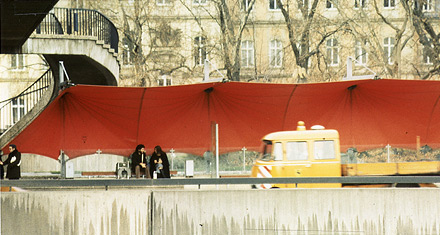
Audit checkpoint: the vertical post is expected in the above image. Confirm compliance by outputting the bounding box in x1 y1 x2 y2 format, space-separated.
416 136 420 151
59 150 66 179
204 59 210 81
59 61 65 86
346 57 353 80
170 148 175 170
215 123 219 178
386 144 391 163
242 147 247 172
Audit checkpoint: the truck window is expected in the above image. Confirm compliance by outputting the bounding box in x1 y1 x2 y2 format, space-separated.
286 141 308 160
314 140 335 160
273 142 283 161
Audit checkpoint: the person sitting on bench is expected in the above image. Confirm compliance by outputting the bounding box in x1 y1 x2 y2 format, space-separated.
131 144 150 178
149 145 170 178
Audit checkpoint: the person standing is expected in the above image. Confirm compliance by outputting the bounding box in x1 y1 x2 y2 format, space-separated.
131 144 150 178
149 145 170 178
0 144 21 180
0 150 4 179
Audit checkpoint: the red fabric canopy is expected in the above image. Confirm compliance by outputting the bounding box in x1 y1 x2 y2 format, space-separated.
3 79 440 160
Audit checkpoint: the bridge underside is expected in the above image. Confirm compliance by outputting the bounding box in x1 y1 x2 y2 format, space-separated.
45 54 117 86
0 0 58 53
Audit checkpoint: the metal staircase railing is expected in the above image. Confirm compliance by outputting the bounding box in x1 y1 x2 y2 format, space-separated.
36 7 119 53
0 69 53 136
0 7 120 147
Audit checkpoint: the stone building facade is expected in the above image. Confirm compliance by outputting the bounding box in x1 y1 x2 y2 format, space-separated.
59 0 440 86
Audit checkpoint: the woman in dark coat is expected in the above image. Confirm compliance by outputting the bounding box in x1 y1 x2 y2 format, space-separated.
149 145 170 178
0 150 4 179
1 144 21 180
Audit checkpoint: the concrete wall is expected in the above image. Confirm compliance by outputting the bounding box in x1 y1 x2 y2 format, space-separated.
1 188 439 235
15 154 126 174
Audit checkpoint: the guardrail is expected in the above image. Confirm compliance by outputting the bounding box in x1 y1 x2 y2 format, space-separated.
1 176 440 190
36 7 119 53
0 69 52 135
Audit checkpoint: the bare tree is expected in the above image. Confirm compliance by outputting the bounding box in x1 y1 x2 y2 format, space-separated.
214 0 256 81
371 0 414 78
275 0 349 82
85 0 194 86
401 0 440 79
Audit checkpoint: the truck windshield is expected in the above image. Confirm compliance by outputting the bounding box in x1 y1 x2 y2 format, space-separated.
259 140 273 161
259 140 283 161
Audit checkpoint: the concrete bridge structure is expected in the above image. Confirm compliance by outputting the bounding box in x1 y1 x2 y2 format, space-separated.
1 187 439 235
22 34 119 86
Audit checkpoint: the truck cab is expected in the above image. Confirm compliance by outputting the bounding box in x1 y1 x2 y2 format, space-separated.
251 121 342 188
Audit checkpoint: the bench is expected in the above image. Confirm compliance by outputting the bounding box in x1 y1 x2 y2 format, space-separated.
81 171 116 176
81 170 179 177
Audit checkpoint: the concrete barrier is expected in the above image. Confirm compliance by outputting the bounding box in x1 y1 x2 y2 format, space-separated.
1 188 439 235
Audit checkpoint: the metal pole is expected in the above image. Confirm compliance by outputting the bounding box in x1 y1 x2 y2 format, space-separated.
59 150 66 179
170 148 175 170
204 59 210 81
346 57 353 80
386 144 391 163
242 147 247 172
59 61 64 86
215 123 219 178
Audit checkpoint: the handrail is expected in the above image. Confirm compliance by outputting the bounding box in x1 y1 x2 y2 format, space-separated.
1 176 440 189
36 7 119 53
0 69 52 135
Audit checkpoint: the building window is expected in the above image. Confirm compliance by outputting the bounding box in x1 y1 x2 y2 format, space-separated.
326 0 337 9
423 0 433 11
194 0 207 4
241 40 255 67
383 0 395 8
122 44 134 65
269 0 281 10
355 40 367 65
12 97 26 123
156 0 171 6
423 40 433 64
299 0 311 10
354 0 366 8
384 37 395 64
326 38 339 66
269 40 283 68
242 0 254 11
194 36 207 66
11 54 24 70
158 75 172 86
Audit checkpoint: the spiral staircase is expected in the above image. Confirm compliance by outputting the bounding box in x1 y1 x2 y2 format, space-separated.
0 5 120 150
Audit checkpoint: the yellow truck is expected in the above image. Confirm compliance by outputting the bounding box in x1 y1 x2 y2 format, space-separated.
251 121 440 188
